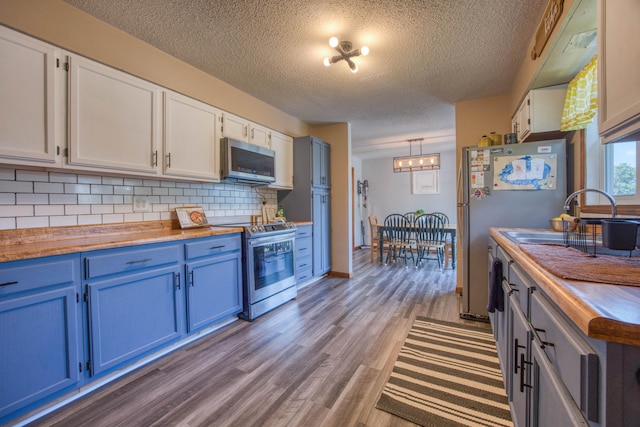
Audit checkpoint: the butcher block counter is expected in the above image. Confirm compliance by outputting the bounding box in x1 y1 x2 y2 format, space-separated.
491 227 640 347
0 220 243 263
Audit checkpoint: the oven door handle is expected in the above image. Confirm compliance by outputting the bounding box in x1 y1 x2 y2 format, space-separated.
248 232 296 246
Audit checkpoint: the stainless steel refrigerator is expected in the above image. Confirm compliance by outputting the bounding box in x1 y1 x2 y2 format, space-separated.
458 139 566 321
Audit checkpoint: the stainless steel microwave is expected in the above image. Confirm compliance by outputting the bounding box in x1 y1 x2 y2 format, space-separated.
220 137 276 184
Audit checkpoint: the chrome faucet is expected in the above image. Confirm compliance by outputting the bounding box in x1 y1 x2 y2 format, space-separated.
563 188 617 218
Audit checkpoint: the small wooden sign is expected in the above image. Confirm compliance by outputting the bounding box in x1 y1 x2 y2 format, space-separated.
531 0 564 60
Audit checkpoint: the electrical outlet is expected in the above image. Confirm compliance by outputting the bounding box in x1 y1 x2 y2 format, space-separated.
133 195 152 213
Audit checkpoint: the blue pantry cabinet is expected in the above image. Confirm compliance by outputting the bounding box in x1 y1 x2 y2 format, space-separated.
0 232 243 425
0 255 82 423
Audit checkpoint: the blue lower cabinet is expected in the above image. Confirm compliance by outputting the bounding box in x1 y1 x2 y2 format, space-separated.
86 264 184 376
0 255 82 424
184 234 242 333
186 251 242 332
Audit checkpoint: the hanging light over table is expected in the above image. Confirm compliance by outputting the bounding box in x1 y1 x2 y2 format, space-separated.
393 139 440 172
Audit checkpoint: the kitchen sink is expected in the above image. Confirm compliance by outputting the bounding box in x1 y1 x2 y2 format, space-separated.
501 230 569 245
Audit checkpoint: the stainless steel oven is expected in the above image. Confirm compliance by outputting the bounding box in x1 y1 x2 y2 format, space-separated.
240 222 297 321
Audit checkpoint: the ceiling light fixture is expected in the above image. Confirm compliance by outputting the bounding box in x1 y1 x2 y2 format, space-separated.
323 37 369 73
393 139 440 172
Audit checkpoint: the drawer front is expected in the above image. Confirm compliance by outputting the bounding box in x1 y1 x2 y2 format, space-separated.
530 291 599 422
296 265 313 283
85 244 180 279
508 263 534 317
0 254 79 296
296 254 312 273
295 225 312 239
184 234 241 260
296 236 312 259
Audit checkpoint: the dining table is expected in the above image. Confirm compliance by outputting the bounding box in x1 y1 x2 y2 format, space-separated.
376 222 457 268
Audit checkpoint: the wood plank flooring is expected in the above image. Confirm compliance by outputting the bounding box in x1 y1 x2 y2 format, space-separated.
28 249 489 427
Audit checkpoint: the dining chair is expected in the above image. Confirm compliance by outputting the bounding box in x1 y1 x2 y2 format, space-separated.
368 215 389 262
383 214 414 267
430 212 453 268
414 213 446 270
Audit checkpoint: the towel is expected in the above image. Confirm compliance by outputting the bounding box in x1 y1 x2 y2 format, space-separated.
487 258 504 313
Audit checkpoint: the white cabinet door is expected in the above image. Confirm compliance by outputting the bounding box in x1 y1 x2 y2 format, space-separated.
269 131 293 189
67 54 161 174
163 91 221 182
0 26 61 167
221 112 249 142
249 123 271 149
598 0 640 143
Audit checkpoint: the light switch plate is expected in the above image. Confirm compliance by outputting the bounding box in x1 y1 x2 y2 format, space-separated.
133 195 152 213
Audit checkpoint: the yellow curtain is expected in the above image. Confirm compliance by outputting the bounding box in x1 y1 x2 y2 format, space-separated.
560 56 598 131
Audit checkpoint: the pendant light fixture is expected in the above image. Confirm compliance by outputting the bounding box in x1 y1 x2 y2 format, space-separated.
393 139 440 172
323 37 369 73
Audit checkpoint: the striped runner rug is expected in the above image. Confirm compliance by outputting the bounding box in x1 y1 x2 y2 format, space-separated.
376 317 512 426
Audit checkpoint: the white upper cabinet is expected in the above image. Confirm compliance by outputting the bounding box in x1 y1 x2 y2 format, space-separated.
598 0 640 143
67 53 161 175
269 131 293 189
163 91 221 182
220 112 249 142
0 26 61 167
249 123 271 149
511 85 566 142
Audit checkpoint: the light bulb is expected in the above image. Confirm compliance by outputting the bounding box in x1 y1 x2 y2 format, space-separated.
329 37 339 48
430 158 435 164
419 159 424 165
323 57 331 67
360 46 369 56
408 160 413 166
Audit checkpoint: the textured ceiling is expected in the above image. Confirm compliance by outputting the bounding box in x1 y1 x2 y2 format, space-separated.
63 0 549 158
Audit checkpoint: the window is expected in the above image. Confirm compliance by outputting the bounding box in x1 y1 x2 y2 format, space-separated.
585 117 640 207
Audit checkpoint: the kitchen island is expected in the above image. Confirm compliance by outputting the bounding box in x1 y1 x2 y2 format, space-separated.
489 227 640 427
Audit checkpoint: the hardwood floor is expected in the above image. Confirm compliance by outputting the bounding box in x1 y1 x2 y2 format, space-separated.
29 249 488 427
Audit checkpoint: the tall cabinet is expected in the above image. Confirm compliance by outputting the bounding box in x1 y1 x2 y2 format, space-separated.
278 136 331 277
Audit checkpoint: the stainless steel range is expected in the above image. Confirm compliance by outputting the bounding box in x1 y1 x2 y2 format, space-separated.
237 221 297 321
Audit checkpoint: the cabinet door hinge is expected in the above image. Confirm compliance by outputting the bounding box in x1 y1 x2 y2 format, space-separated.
63 147 69 157
83 285 89 302
86 360 92 372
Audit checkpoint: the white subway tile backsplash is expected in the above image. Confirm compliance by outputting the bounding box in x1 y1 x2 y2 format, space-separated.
124 213 144 222
17 170 49 182
134 186 152 196
0 217 16 229
49 172 78 183
50 215 78 227
91 185 114 195
35 205 65 216
102 214 124 224
65 183 91 194
2 168 277 229
16 193 49 205
114 185 134 195
78 195 102 204
0 193 16 204
0 168 16 181
0 181 33 193
50 194 78 205
77 215 102 225
65 205 91 215
102 195 124 204
34 182 64 194
17 216 49 228
102 177 124 185
78 175 102 184
91 204 114 214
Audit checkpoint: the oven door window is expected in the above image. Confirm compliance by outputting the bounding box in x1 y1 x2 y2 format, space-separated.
253 239 294 290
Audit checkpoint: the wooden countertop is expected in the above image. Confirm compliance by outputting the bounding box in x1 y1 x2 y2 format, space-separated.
0 221 243 263
491 227 640 347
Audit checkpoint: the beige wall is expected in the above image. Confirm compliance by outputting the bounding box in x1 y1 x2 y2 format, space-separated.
310 123 352 276
0 0 308 138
